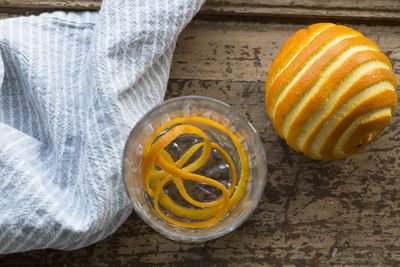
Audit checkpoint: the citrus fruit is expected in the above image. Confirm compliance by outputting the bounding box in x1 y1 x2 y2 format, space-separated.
265 23 398 160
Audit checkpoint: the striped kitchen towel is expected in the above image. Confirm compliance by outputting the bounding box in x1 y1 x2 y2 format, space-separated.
0 0 204 253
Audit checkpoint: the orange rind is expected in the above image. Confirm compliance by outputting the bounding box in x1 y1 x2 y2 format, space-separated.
141 116 249 228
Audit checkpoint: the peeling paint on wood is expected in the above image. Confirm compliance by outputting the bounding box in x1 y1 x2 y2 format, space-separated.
170 20 400 82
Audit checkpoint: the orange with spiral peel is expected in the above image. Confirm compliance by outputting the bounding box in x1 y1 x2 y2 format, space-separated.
265 23 398 160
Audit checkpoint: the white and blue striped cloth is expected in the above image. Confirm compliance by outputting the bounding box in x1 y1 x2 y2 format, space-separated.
0 0 203 253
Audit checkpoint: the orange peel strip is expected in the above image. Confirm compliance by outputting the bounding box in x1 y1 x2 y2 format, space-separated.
141 116 249 228
142 124 212 197
157 143 237 208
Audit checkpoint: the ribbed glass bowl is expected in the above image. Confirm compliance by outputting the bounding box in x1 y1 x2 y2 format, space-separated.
122 96 267 242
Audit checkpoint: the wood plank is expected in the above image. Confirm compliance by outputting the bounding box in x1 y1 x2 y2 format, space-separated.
0 0 400 21
0 0 99 10
2 0 400 11
208 0 400 10
170 19 400 83
202 4 400 22
0 12 17 19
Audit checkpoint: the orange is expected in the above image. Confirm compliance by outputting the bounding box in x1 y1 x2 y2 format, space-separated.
265 23 398 160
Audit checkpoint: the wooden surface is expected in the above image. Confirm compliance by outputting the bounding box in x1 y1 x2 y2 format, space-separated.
1 0 400 22
1 0 400 266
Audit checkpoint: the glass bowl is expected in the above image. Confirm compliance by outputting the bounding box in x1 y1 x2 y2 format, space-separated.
122 96 267 242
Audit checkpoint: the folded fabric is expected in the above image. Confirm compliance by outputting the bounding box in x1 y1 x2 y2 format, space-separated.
0 0 204 253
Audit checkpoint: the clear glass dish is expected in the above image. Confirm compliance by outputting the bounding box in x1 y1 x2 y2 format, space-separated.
122 96 267 242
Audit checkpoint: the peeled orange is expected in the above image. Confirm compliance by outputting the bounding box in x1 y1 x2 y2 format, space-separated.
265 23 398 160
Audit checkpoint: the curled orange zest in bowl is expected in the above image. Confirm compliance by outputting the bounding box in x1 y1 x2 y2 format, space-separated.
141 116 249 228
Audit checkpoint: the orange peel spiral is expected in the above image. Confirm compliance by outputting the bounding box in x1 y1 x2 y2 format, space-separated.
141 116 249 228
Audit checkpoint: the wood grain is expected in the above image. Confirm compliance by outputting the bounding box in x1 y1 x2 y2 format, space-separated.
170 19 400 82
0 0 99 10
2 0 400 11
202 0 400 22
1 0 400 21
1 2 400 266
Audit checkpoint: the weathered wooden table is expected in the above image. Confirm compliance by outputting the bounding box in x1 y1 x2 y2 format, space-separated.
1 0 400 265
